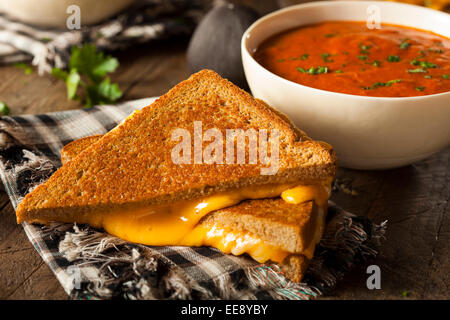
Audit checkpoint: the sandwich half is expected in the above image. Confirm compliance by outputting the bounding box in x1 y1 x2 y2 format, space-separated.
16 70 337 281
61 138 326 282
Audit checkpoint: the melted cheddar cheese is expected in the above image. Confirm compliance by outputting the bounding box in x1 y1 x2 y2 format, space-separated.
82 181 331 263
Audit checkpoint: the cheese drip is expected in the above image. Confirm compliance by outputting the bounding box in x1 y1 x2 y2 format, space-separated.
83 182 330 262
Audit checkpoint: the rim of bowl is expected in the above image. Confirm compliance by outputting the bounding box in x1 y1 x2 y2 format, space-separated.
241 0 450 102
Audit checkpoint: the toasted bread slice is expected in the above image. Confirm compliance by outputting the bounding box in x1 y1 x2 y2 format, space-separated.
190 201 319 283
16 69 336 224
61 136 319 283
60 135 103 165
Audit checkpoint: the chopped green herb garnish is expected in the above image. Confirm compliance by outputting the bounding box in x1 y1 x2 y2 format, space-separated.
359 43 372 54
427 48 443 53
372 60 381 67
387 55 400 62
408 68 427 73
410 59 437 68
321 53 334 63
424 75 432 79
342 51 349 55
335 70 343 73
277 59 285 62
0 102 10 115
363 79 401 90
415 86 425 91
386 79 402 86
297 66 328 75
443 74 449 79
402 291 409 297
358 55 368 61
418 50 426 58
310 66 328 74
289 54 309 61
324 33 337 38
400 39 411 50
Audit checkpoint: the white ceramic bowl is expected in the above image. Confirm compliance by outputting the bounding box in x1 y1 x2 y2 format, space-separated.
242 1 450 169
0 0 135 28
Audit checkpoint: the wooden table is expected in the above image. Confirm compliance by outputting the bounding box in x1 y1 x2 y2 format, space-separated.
0 37 448 301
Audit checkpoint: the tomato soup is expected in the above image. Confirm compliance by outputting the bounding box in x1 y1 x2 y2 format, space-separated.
254 21 450 97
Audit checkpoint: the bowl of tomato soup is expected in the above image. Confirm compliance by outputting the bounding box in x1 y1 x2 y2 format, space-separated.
242 1 450 169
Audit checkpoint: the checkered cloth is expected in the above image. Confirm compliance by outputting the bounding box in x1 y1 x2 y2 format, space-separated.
0 98 386 300
0 0 209 74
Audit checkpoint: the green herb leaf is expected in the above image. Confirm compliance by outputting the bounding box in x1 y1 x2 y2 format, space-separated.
324 33 337 38
386 79 402 86
359 43 372 54
400 39 411 50
417 50 426 58
14 62 33 75
98 77 123 102
69 44 119 82
372 60 381 67
410 59 438 68
66 68 81 100
443 74 449 79
335 70 343 73
415 86 425 91
387 55 400 62
277 59 285 63
311 66 328 74
363 79 402 90
0 102 10 115
297 66 328 75
51 68 68 81
85 77 123 108
424 75 432 79
321 53 334 63
358 55 368 61
289 54 309 61
408 68 427 73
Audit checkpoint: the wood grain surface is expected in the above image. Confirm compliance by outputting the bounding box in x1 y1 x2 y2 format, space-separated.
0 2 449 300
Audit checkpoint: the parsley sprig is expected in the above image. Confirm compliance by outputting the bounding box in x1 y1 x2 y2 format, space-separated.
51 44 122 108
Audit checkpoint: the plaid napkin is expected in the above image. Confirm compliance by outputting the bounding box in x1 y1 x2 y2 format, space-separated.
0 0 209 74
0 98 386 300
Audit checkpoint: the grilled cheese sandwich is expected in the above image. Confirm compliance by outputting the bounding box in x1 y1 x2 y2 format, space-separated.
60 138 331 261
16 70 337 282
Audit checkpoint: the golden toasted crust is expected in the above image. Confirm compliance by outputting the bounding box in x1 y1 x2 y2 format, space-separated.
200 200 318 253
280 255 309 283
200 200 317 283
60 135 103 165
16 69 337 224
